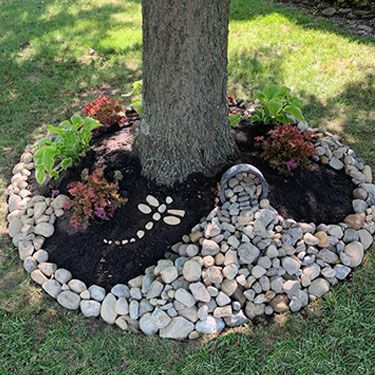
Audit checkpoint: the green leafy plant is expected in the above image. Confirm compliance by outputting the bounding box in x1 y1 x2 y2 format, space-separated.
255 124 316 175
252 83 305 126
65 168 127 230
33 115 101 184
125 80 143 115
228 111 242 128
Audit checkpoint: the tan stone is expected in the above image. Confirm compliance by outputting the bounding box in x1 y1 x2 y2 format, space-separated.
344 213 365 230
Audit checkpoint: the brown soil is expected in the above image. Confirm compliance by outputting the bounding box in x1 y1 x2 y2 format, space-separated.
41 113 355 289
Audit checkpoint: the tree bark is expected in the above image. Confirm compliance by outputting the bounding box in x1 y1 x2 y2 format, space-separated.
136 0 238 185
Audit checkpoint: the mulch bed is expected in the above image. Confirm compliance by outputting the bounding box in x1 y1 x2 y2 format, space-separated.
41 111 355 289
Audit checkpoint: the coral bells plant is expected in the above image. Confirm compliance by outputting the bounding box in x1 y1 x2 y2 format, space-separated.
64 168 127 230
255 124 316 175
83 94 127 128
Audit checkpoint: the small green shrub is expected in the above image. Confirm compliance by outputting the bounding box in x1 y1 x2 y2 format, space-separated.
252 83 305 126
33 115 101 184
125 80 143 115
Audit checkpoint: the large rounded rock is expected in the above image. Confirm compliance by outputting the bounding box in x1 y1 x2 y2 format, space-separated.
175 288 196 307
189 282 210 302
341 241 364 268
100 293 117 324
34 223 54 237
182 260 202 282
57 290 80 310
195 316 225 334
238 243 260 264
245 302 265 319
308 278 330 297
159 317 194 339
139 313 159 335
201 239 220 256
80 300 101 317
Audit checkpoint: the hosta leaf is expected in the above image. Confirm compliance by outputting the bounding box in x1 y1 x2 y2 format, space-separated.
285 105 304 121
35 166 46 185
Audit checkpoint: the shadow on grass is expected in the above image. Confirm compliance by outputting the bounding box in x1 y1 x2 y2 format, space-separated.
230 0 375 45
0 0 142 179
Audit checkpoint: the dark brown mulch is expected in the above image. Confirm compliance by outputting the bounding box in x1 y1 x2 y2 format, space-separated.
42 115 355 289
232 122 355 224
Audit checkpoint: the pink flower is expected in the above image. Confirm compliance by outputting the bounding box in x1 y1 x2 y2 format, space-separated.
286 158 298 172
95 207 107 219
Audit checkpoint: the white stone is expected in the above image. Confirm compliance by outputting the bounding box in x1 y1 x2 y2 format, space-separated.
139 313 159 335
115 317 129 330
23 256 37 273
160 317 194 339
57 290 80 310
38 262 57 276
163 216 181 226
8 219 23 238
88 285 106 301
167 209 185 217
55 269 72 284
329 157 344 170
175 288 196 307
111 284 130 297
166 196 173 204
145 221 154 230
18 240 34 260
34 222 54 237
30 269 48 285
68 279 87 294
158 204 167 213
152 213 161 221
137 230 145 239
151 308 171 329
342 241 364 268
8 194 22 212
33 249 48 263
189 282 210 302
182 260 202 282
80 300 101 317
195 316 225 334
33 201 47 220
308 278 330 297
358 229 373 250
100 293 117 324
160 266 178 284
281 256 301 275
238 243 260 264
115 297 129 315
42 279 62 298
146 195 159 207
51 194 69 210
138 203 152 214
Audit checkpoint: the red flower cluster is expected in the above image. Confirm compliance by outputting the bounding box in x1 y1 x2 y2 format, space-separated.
64 168 127 230
255 124 316 175
83 94 127 127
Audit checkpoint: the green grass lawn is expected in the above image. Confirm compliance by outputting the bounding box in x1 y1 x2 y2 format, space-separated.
0 0 374 373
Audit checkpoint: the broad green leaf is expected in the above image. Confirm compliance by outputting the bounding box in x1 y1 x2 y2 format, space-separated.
47 125 64 135
228 113 242 128
35 167 46 185
61 158 73 170
263 83 279 99
268 99 283 116
285 105 304 121
42 146 57 173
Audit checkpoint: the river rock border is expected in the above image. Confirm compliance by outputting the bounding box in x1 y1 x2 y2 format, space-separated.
6 123 375 340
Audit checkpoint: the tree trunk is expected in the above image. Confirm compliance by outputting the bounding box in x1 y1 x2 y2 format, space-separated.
135 0 238 185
